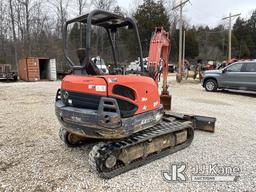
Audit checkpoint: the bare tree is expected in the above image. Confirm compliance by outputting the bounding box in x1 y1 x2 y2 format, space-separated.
164 0 179 32
0 1 8 61
7 0 44 57
77 0 88 15
18 0 37 56
9 0 18 69
92 0 117 11
92 0 117 55
49 0 69 39
76 0 88 47
127 0 142 16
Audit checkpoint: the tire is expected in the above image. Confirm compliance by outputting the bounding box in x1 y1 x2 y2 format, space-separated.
204 79 218 92
59 127 84 147
12 76 18 81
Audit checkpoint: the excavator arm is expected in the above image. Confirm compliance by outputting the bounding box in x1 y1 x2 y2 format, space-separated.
147 27 172 110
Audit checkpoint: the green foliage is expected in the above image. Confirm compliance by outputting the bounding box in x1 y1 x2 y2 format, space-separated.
169 29 179 62
185 29 199 59
134 0 170 56
170 28 199 61
193 25 225 61
0 58 6 64
233 11 256 59
240 40 250 57
133 0 200 61
191 23 256 61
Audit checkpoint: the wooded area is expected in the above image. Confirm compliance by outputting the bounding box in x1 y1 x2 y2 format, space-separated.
0 0 256 71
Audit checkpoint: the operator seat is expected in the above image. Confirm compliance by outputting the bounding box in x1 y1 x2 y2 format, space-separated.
85 62 103 75
76 48 103 75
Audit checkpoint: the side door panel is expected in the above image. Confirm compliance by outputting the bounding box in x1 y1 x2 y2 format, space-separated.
243 63 256 90
220 63 244 89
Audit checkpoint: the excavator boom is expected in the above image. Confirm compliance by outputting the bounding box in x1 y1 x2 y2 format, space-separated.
147 27 172 110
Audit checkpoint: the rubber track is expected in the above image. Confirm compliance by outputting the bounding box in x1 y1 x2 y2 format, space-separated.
88 117 194 179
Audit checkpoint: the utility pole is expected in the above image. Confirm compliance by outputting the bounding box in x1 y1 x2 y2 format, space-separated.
222 13 241 63
182 30 186 69
172 0 190 82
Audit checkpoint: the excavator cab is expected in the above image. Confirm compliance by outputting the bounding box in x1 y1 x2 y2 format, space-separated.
64 11 172 110
57 10 164 141
64 10 144 75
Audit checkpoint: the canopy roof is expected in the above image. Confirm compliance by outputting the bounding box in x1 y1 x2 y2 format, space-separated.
66 10 132 29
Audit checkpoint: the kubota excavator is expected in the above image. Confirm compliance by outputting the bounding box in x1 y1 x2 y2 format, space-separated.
55 10 216 178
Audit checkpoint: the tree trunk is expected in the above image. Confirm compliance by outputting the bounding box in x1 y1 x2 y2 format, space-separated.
9 0 18 71
25 0 31 56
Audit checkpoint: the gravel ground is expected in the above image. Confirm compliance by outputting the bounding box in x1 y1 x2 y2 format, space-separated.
0 77 255 192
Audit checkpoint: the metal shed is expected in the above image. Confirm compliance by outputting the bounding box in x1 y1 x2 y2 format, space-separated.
18 57 57 81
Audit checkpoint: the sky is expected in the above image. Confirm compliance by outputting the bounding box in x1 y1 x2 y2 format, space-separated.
117 0 256 28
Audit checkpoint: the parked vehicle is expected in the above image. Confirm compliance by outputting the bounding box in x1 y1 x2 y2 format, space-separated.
168 63 175 73
126 58 148 72
126 60 140 71
91 56 109 74
0 64 18 81
202 61 256 92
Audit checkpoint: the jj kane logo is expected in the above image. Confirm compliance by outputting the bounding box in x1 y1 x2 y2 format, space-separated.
162 163 240 182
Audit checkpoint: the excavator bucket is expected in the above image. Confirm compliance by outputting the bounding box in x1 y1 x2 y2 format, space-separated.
160 94 172 110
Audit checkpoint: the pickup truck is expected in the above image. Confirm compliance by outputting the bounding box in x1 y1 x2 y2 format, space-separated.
202 61 256 92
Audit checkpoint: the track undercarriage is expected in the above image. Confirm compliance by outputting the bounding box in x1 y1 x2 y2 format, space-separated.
59 112 215 179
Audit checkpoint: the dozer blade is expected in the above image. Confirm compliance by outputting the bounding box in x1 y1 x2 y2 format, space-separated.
164 111 216 133
193 115 216 132
160 94 172 110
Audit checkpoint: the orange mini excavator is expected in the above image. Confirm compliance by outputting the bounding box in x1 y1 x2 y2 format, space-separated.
55 10 216 178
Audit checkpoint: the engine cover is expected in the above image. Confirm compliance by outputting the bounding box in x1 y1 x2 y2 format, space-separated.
61 74 161 115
